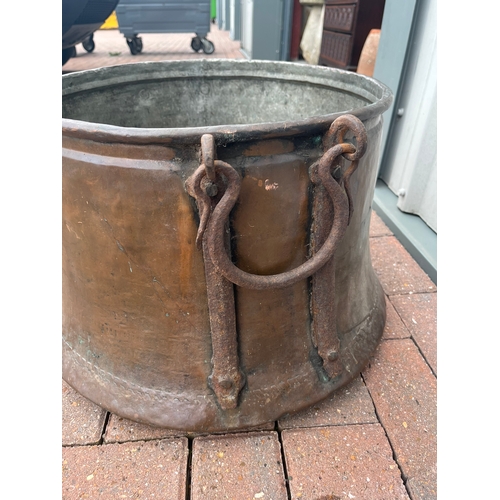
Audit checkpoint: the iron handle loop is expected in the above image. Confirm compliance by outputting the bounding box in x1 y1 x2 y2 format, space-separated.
323 114 367 161
204 145 352 290
323 114 367 222
185 115 368 290
185 163 217 250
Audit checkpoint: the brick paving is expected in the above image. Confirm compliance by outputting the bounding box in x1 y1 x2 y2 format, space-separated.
282 424 410 500
62 29 437 499
362 339 437 499
191 432 288 500
62 438 189 498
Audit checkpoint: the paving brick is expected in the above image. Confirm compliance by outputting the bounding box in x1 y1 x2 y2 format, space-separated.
383 297 411 340
406 477 438 500
62 438 188 499
191 431 288 500
104 413 275 443
389 293 437 375
370 210 393 237
62 380 107 446
362 339 437 500
282 424 410 500
278 376 377 430
370 236 436 296
104 414 184 443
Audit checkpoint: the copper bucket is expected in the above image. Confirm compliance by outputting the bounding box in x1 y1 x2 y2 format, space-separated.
62 60 393 432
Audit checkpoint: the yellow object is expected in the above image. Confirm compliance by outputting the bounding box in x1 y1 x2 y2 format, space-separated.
100 11 118 29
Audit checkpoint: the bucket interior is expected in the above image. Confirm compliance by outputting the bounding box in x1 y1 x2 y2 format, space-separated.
62 60 384 130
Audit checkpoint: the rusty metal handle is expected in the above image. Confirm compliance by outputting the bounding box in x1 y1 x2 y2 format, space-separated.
204 150 351 290
323 115 367 222
186 115 367 290
184 116 368 395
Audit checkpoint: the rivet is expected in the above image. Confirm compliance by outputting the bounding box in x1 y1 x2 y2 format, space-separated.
328 351 338 361
220 380 233 389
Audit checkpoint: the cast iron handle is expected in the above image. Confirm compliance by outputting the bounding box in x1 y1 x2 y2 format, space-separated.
185 115 367 290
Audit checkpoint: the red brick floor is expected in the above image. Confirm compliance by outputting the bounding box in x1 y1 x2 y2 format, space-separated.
62 27 437 499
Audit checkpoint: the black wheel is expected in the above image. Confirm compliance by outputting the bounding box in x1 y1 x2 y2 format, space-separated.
191 36 202 52
126 37 139 55
82 34 95 53
62 46 77 66
135 37 143 53
201 38 215 55
126 36 142 55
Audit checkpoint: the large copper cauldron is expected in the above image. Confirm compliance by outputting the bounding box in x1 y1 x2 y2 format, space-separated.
62 60 393 432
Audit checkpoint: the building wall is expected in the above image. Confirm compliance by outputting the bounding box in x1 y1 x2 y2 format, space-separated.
375 0 437 232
